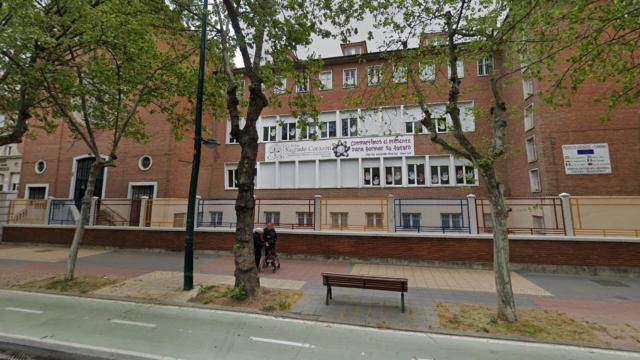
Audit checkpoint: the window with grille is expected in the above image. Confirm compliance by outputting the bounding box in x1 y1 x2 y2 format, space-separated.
209 211 223 226
296 212 313 226
366 212 384 228
407 164 426 185
402 213 421 229
441 213 463 229
330 212 348 228
265 211 280 225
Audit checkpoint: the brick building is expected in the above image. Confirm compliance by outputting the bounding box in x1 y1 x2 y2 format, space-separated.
17 40 640 209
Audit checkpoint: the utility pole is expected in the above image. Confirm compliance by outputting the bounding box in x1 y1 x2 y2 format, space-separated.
184 0 208 291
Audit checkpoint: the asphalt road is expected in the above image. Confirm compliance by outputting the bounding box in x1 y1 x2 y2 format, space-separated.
0 290 638 360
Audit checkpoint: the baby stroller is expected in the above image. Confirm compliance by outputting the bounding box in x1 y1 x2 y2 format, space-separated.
260 240 281 273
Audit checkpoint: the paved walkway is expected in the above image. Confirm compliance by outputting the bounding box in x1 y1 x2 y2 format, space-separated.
1 243 639 350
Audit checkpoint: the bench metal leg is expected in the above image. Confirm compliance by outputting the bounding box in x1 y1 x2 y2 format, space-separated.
329 286 332 300
401 292 405 313
325 286 330 305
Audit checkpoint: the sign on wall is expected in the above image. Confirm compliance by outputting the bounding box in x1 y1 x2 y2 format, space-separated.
264 135 414 162
562 143 612 175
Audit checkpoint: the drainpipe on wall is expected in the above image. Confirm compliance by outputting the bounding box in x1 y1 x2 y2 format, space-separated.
559 193 574 237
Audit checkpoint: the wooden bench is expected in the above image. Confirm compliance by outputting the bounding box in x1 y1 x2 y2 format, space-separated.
321 272 409 312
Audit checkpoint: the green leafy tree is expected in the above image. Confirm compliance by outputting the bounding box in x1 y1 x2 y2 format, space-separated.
13 0 197 281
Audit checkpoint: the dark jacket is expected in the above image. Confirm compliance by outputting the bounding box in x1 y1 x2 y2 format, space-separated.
253 232 265 250
263 227 277 247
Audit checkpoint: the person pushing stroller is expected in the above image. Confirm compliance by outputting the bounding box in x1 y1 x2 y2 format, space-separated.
261 222 280 272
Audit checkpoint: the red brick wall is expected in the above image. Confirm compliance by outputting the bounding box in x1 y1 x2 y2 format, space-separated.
4 226 639 268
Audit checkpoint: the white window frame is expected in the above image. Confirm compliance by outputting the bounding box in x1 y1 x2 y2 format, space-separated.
281 122 297 141
441 213 464 229
365 212 384 228
392 64 407 83
345 47 361 55
526 136 537 162
343 68 357 88
429 157 452 186
262 125 277 142
454 163 478 185
524 104 534 131
319 71 333 90
529 168 541 193
296 211 313 226
264 211 280 225
68 154 109 199
384 165 403 186
434 116 449 133
341 115 358 137
320 120 337 139
138 155 153 171
419 63 436 81
407 163 426 186
363 166 381 186
300 122 318 140
24 184 49 199
273 77 287 94
522 77 533 99
405 120 424 134
330 212 348 228
225 164 238 190
477 57 493 76
127 181 158 199
367 65 382 86
401 213 421 229
448 60 465 79
34 160 47 174
209 211 224 226
226 118 245 144
295 77 309 93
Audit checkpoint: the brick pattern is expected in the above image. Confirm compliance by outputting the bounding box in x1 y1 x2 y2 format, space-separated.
4 226 639 268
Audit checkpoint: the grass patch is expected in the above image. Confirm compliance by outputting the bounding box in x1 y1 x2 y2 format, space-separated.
436 302 610 346
191 284 302 313
17 276 120 294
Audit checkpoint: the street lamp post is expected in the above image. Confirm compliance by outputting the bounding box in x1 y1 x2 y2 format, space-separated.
184 0 209 291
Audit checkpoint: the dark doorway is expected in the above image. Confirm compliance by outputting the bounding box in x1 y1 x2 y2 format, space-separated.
27 186 47 199
73 157 105 209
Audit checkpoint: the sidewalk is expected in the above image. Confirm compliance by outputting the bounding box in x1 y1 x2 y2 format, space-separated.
1 243 639 350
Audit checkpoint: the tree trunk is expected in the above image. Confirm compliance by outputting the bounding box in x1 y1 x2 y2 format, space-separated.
481 165 517 322
233 119 260 296
65 159 100 281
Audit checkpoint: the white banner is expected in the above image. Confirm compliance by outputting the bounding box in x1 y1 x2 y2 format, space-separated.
562 143 612 175
264 135 414 162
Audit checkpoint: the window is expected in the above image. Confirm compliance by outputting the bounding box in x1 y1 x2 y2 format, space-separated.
430 164 450 185
524 104 534 131
435 117 448 133
0 174 4 191
10 173 19 191
297 212 313 226
529 169 541 193
402 213 421 229
392 64 407 83
343 68 357 88
447 60 464 79
522 78 533 99
281 122 297 141
477 57 493 76
26 186 47 200
319 71 332 90
407 163 425 185
441 213 463 229
130 184 155 198
265 211 280 225
227 118 245 144
296 77 309 93
330 212 348 228
419 63 435 81
226 166 238 189
526 137 537 162
35 160 47 174
300 122 317 140
366 212 384 228
273 77 287 94
455 164 477 185
367 65 382 86
405 120 424 134
262 125 277 142
385 166 402 185
363 166 381 186
138 155 152 171
341 115 358 137
209 211 223 227
345 47 361 55
320 120 337 138
4 145 12 156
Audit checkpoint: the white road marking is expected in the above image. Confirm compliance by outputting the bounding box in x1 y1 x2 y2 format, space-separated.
110 319 157 328
249 336 316 349
4 307 43 314
0 332 181 360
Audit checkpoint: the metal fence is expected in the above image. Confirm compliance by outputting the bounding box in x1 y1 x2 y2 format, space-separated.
394 197 471 233
197 198 315 230
7 199 47 225
476 197 565 235
94 198 142 227
48 199 78 225
570 196 640 237
320 198 388 232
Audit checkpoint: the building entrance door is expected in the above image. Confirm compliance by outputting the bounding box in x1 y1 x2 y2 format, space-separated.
73 157 105 209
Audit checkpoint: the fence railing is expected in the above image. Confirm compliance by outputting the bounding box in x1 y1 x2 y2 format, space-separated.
476 197 565 235
570 196 640 237
3 194 639 238
394 197 471 233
